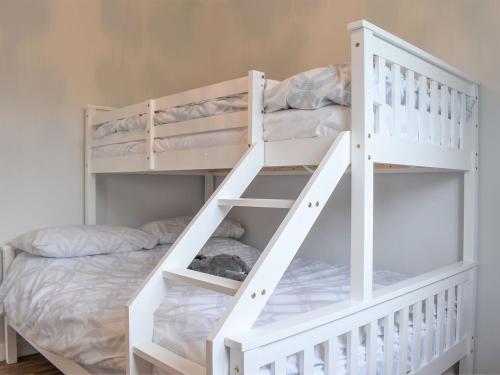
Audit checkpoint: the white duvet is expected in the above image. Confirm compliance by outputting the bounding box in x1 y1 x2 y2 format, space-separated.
1 238 423 374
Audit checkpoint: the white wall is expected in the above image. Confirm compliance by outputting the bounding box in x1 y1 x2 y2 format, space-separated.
225 172 462 276
1 0 498 372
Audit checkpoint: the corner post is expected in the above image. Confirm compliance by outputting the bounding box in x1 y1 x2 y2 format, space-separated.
459 85 479 374
349 23 375 301
247 70 265 146
2 245 17 364
85 107 97 225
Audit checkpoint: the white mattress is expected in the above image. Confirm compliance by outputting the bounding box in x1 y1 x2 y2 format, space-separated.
1 238 443 375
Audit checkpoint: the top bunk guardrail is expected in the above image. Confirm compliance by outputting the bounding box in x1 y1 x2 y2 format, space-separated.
86 72 264 173
349 20 479 171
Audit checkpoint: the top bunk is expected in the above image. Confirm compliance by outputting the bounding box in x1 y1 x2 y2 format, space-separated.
85 20 479 175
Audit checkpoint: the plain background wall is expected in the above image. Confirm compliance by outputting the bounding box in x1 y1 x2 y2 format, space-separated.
0 0 498 372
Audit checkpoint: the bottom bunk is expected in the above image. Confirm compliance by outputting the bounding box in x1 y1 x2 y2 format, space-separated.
0 224 472 375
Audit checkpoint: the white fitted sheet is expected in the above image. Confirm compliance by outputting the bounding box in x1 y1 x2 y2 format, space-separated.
0 237 433 374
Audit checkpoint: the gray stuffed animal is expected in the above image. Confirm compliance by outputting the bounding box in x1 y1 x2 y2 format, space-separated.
188 254 250 281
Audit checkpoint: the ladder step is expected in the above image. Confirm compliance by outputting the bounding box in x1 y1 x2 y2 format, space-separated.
218 198 295 209
163 268 241 296
133 342 206 375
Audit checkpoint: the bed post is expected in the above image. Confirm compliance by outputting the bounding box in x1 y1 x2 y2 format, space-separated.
1 245 17 364
459 85 479 374
349 23 375 301
247 70 265 146
85 107 97 225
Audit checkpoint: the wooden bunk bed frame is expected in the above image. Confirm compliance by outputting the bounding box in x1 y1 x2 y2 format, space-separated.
1 20 478 375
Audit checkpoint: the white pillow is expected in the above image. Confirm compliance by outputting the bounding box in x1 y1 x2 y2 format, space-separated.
11 225 159 258
139 216 245 244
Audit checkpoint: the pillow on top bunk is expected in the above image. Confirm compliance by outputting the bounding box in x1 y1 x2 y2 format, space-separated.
11 225 159 258
139 216 244 244
265 65 351 112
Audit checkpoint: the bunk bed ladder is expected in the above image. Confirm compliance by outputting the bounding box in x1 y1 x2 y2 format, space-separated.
127 132 351 374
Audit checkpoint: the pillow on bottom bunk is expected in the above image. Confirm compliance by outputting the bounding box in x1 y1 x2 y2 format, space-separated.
11 225 159 258
139 216 245 244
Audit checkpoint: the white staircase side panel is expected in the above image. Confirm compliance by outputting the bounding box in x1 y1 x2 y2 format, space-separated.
207 131 351 374
126 142 264 375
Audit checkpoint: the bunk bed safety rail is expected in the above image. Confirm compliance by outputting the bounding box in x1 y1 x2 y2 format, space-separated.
350 20 479 171
86 73 265 173
226 262 476 375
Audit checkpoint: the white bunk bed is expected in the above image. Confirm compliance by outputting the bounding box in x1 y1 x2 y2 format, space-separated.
1 20 478 375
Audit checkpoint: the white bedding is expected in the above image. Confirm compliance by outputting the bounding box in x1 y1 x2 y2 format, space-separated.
92 105 351 158
1 238 436 374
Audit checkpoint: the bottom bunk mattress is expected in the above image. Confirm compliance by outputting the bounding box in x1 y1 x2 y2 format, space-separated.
1 238 423 374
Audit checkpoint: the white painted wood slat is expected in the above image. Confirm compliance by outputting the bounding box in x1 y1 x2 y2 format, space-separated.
406 70 416 141
375 56 386 135
367 321 377 375
440 85 449 147
451 90 459 149
399 306 409 375
418 75 428 143
163 268 241 296
384 314 394 375
391 63 401 137
412 300 423 370
446 287 455 348
218 198 294 209
436 291 445 356
425 296 434 363
326 338 338 375
430 81 439 145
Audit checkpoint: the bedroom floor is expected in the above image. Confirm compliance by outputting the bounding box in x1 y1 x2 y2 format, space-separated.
0 354 61 375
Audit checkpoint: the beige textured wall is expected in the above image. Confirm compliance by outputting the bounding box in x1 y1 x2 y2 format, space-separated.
0 0 498 372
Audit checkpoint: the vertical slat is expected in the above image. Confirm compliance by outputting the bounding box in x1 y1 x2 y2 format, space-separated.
349 329 359 375
406 70 416 140
399 307 409 375
456 284 463 342
412 301 423 370
440 85 449 146
450 90 458 148
326 338 338 375
436 291 445 355
302 347 314 375
273 357 287 375
459 93 467 149
391 63 401 137
430 81 439 145
367 322 377 375
418 75 427 142
384 314 394 375
374 56 386 135
446 287 456 348
146 99 156 170
425 296 434 362
248 70 265 145
84 107 97 225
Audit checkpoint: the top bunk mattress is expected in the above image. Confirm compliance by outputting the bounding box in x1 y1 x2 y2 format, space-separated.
0 238 409 374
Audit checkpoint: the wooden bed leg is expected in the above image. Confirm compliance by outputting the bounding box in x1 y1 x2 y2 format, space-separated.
4 320 17 364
